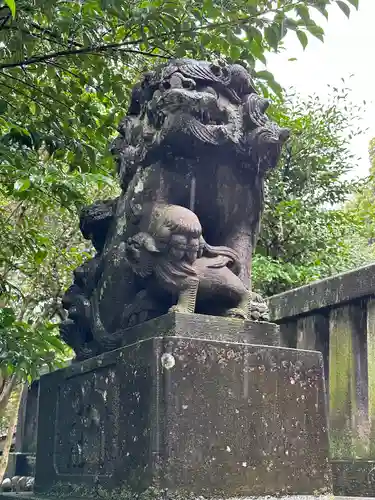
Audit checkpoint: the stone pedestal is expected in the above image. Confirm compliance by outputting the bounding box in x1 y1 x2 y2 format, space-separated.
32 313 331 498
4 380 39 481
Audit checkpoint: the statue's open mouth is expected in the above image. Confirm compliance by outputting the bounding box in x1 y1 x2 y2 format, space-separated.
149 88 240 147
152 88 232 127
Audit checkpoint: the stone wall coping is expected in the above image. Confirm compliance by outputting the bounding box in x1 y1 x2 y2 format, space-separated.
268 263 375 321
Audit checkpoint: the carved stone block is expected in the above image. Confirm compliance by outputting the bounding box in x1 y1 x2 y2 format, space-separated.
35 317 331 497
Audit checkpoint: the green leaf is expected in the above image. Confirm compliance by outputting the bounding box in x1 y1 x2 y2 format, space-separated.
34 249 48 264
29 102 36 115
265 26 279 50
13 178 31 192
284 18 298 30
255 71 277 84
0 307 16 327
296 5 310 23
306 24 325 42
267 79 283 96
296 30 308 49
313 5 329 18
4 0 16 17
336 0 351 17
47 336 65 351
346 0 359 8
246 26 262 44
230 44 241 60
249 40 266 64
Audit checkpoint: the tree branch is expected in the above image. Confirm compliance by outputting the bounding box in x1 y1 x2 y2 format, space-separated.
0 12 276 70
29 21 83 48
0 40 171 69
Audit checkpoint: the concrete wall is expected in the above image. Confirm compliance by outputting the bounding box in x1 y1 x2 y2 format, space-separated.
268 263 375 460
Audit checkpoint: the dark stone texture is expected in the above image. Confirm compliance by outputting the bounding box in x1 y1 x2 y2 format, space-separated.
60 59 288 360
4 453 36 479
268 263 375 321
15 381 39 454
92 312 281 347
0 496 337 500
332 460 375 496
4 380 39 479
35 333 331 497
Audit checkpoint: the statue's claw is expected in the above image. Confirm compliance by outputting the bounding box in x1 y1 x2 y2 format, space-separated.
168 304 189 314
225 308 247 320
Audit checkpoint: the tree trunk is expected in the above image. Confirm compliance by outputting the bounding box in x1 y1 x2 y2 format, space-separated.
0 385 22 482
0 374 17 416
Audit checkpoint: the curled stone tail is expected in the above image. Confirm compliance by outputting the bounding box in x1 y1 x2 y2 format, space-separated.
203 241 241 276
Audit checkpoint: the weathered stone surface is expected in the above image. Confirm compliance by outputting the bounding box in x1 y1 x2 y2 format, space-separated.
15 380 39 454
100 312 281 347
4 380 39 481
367 299 375 457
4 454 35 480
332 460 375 496
268 263 375 321
35 334 330 497
0 495 344 500
268 265 375 462
329 304 368 459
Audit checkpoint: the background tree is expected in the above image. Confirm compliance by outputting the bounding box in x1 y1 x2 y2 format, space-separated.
252 84 374 296
345 136 375 250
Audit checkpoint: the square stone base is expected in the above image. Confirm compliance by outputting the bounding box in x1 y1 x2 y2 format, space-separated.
34 315 331 497
35 340 331 496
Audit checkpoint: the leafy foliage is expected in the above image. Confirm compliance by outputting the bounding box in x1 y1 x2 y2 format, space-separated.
347 137 375 247
0 308 64 379
253 85 374 296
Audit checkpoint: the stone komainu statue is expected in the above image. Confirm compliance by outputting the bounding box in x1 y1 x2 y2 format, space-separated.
61 59 289 360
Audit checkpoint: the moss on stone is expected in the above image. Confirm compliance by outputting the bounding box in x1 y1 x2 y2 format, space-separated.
38 483 207 500
329 306 356 459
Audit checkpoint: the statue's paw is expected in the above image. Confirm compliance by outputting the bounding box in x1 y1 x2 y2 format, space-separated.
225 308 247 320
168 305 190 314
249 294 270 322
250 310 270 322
